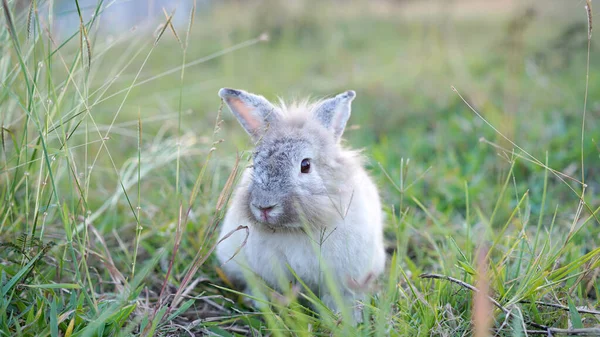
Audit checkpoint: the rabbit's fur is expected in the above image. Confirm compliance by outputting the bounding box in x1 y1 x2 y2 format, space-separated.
216 88 385 320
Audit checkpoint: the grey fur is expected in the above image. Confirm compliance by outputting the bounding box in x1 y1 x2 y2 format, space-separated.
244 123 346 230
313 90 355 140
219 88 281 142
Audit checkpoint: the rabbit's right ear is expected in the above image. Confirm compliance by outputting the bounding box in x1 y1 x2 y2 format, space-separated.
219 88 280 142
313 90 356 141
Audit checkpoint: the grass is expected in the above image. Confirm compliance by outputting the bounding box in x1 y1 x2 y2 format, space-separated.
1 0 599 336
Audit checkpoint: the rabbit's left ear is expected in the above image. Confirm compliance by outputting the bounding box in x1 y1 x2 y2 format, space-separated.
313 90 355 141
219 88 281 142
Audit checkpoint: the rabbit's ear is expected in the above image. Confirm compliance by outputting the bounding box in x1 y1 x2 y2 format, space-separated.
219 88 280 142
313 90 356 141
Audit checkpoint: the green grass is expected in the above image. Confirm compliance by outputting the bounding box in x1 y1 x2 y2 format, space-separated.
1 0 600 336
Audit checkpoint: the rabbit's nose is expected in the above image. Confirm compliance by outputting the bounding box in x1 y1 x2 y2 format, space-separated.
253 203 278 219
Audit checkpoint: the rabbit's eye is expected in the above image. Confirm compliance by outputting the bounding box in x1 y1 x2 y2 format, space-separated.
300 158 311 173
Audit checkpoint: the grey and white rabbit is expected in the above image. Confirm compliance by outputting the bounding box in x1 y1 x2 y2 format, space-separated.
215 88 385 320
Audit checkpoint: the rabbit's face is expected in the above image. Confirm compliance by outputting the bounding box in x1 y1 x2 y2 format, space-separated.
246 127 331 229
218 88 356 230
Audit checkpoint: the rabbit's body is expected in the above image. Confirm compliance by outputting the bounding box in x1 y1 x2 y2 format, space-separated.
218 168 384 301
215 88 385 318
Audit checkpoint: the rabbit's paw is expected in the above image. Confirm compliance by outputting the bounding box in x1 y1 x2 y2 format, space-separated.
241 287 268 311
321 294 363 325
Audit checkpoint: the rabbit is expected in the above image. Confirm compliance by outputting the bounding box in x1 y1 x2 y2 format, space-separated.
215 88 385 322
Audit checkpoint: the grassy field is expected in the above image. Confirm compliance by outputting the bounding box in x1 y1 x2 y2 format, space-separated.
1 0 599 336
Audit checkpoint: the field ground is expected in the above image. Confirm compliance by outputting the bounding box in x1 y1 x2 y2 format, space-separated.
1 0 600 336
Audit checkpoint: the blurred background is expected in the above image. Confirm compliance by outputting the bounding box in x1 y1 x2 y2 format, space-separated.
19 0 595 215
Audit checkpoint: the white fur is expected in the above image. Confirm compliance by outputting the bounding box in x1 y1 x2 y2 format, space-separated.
215 89 386 321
